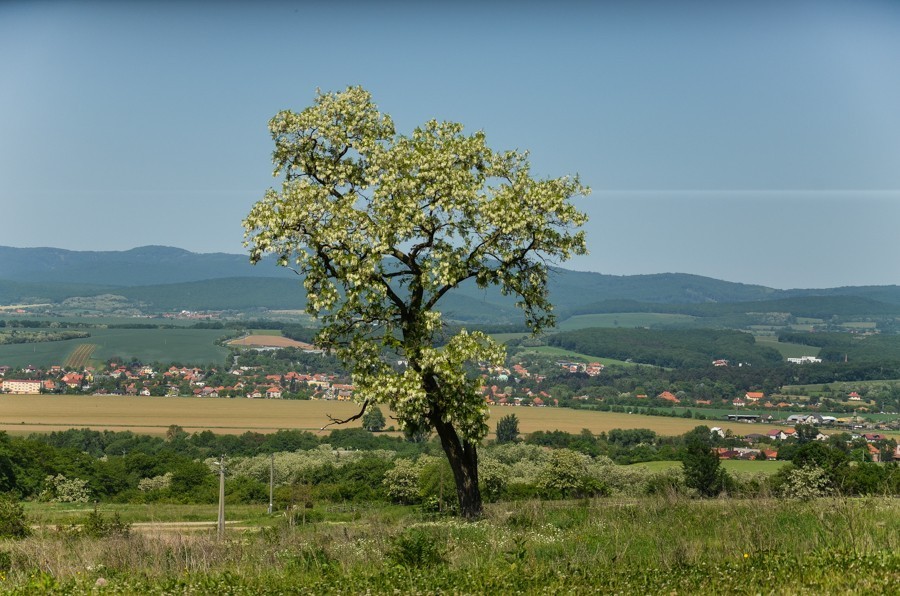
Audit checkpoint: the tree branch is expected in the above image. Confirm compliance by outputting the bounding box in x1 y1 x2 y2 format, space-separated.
321 399 370 430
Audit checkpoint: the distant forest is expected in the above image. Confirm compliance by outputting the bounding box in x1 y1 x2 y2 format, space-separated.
545 328 784 368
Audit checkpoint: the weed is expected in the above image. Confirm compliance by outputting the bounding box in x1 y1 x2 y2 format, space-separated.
387 527 447 568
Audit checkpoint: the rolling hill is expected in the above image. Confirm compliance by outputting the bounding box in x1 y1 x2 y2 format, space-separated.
1 246 899 323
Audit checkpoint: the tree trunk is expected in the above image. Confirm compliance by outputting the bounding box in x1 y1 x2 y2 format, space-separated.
431 413 483 519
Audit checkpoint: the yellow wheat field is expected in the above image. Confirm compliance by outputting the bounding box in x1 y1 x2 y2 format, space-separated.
0 394 793 437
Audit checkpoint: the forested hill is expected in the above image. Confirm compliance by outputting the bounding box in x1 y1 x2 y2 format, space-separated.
0 245 290 286
1 246 899 317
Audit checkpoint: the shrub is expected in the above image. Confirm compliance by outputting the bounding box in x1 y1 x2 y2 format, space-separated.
383 458 426 504
536 449 606 498
0 493 29 539
39 474 91 503
387 527 447 568
478 458 511 503
138 472 173 492
80 506 131 538
780 465 834 500
418 458 457 513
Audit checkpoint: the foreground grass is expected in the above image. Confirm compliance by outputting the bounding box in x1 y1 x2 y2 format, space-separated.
2 497 898 594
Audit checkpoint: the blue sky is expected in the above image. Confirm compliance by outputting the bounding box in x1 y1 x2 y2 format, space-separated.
2 1 899 289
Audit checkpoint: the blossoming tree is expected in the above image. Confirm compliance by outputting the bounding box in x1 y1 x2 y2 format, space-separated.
243 86 588 518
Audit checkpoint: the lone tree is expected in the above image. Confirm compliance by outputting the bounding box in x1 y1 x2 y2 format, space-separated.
495 414 520 444
682 426 730 497
361 406 386 432
244 86 588 518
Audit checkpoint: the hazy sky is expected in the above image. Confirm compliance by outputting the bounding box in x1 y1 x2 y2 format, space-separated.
2 1 899 289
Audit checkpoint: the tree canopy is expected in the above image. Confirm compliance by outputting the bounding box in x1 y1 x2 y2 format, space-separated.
243 86 588 517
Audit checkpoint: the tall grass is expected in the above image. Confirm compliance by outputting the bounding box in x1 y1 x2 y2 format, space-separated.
1 496 898 593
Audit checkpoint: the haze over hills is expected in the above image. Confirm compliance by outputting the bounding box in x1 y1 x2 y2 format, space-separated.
0 245 289 286
1 246 899 321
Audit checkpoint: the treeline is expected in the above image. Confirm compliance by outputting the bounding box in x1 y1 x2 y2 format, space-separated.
562 295 900 321
779 331 900 364
2 424 897 511
0 330 91 345
546 328 783 368
0 320 95 329
1 427 432 504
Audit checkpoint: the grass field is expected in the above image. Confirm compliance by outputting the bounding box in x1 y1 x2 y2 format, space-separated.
557 312 699 330
754 335 821 358
0 327 230 367
782 378 900 394
630 459 788 474
0 394 795 438
513 345 638 367
22 502 272 527
4 498 898 593
489 332 529 343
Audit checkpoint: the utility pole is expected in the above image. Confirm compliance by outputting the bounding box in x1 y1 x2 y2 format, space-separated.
268 452 274 514
217 454 226 540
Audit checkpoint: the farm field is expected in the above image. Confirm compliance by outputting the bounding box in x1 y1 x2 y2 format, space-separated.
557 312 699 330
488 332 529 343
754 335 821 358
512 345 638 367
0 394 792 437
630 459 788 474
782 379 900 394
0 327 230 367
227 334 315 349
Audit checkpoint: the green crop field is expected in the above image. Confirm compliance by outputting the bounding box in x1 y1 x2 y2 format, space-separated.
512 345 638 367
0 327 230 368
783 379 900 393
754 336 821 358
489 332 529 343
630 460 788 474
557 312 699 331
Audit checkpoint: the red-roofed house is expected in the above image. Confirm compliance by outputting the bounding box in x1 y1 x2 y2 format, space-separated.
61 373 83 388
658 391 680 403
767 428 795 441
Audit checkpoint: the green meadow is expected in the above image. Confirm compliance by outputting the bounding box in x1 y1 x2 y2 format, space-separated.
754 335 822 358
3 498 897 593
630 459 788 474
513 345 638 367
0 328 230 367
557 312 700 330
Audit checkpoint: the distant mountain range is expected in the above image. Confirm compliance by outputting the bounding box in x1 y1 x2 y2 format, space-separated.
0 245 288 286
1 246 899 321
